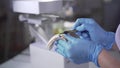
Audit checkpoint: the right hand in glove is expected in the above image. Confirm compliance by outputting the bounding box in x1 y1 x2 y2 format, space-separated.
73 18 115 50
55 34 103 67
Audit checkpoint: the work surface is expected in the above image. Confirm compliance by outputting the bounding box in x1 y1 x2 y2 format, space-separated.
0 47 96 68
0 48 31 68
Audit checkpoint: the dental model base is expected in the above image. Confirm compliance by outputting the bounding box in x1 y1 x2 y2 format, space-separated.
47 30 80 50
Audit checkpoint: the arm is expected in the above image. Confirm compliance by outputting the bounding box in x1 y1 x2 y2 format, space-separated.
98 49 120 68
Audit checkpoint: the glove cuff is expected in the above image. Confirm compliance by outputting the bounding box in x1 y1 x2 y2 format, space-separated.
105 32 115 50
90 44 103 67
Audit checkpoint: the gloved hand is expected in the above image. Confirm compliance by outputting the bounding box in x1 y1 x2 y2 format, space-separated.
73 18 115 50
55 34 103 67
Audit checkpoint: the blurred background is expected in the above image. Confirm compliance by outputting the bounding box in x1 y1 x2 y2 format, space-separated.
0 0 120 68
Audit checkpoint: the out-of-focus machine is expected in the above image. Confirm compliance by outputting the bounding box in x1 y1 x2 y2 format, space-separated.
12 0 89 68
0 0 32 64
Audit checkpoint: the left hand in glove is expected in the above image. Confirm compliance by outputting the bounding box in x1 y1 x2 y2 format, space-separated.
73 18 115 50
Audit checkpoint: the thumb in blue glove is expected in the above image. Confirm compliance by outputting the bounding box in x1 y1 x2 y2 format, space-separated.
73 18 115 50
55 34 103 67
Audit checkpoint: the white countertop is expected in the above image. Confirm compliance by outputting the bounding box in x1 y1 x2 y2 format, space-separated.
0 48 32 68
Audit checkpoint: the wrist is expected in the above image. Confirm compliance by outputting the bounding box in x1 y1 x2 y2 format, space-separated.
98 48 120 68
98 49 105 67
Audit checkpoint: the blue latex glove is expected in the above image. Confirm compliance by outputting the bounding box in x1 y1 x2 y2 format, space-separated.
55 34 103 67
73 18 115 50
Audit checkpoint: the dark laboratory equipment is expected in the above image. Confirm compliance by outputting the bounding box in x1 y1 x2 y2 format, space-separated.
0 0 32 64
63 0 104 27
103 0 120 32
64 0 120 32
